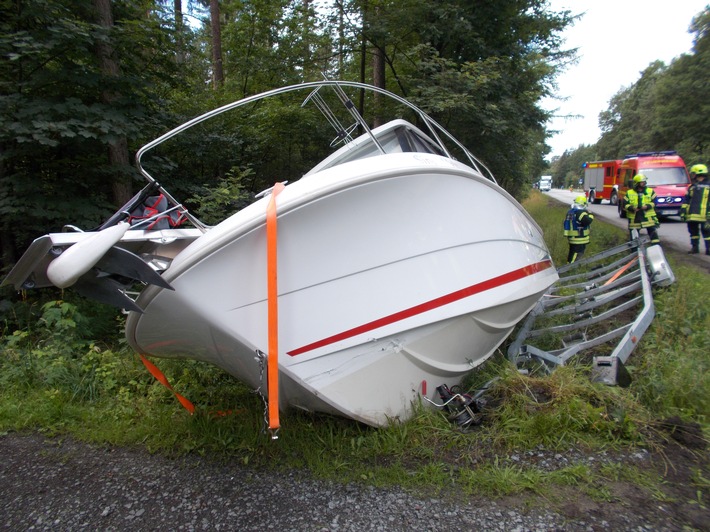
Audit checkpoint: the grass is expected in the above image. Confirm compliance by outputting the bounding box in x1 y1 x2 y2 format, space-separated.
522 190 629 265
0 190 707 505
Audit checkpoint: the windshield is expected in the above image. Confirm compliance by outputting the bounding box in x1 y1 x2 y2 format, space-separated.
325 124 445 167
304 120 446 176
641 167 689 186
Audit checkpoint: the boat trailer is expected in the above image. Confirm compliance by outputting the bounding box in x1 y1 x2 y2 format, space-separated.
506 234 675 386
425 235 674 429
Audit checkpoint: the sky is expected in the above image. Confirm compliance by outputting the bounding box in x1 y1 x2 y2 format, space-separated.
544 0 707 159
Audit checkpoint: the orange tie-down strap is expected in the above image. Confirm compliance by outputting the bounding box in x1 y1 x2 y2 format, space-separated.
266 182 285 436
603 256 638 287
137 181 284 432
139 354 195 414
139 354 242 418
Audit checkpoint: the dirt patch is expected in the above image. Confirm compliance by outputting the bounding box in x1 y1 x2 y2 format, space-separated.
658 416 707 450
506 432 709 531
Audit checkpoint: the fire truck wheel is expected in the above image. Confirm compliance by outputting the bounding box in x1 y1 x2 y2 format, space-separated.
610 191 618 206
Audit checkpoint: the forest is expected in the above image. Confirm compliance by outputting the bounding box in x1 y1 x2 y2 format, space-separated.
0 1 708 271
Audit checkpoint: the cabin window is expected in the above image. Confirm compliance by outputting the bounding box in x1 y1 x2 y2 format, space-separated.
402 128 446 156
303 121 448 177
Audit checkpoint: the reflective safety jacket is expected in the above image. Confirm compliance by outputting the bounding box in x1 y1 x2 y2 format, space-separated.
681 181 710 222
624 187 658 229
563 207 594 244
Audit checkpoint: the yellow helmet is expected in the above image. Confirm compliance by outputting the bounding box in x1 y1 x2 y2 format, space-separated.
574 195 587 206
633 174 647 184
690 164 708 175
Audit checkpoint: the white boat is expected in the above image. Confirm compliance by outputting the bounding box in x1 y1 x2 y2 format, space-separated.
3 81 558 428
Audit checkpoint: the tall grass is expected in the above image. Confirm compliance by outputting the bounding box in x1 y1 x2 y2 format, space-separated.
523 191 628 265
632 262 710 422
0 190 707 500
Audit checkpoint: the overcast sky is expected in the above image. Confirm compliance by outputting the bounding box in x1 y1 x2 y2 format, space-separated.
544 0 707 159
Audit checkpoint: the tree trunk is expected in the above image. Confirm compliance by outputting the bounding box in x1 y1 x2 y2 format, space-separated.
93 0 132 206
174 0 184 64
0 146 14 267
372 4 385 128
358 1 368 121
210 0 224 88
372 48 385 127
174 0 182 29
337 1 345 76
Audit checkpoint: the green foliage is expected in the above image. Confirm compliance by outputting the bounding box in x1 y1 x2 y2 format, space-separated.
188 167 252 225
596 61 667 158
0 298 259 446
1 0 580 267
389 1 576 198
1 300 112 393
168 0 577 201
630 260 710 421
482 364 643 449
549 144 598 189
217 0 329 94
0 0 188 266
458 458 549 497
651 9 710 164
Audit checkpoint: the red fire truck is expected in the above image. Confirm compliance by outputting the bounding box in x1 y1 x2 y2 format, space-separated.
583 160 622 205
616 151 690 218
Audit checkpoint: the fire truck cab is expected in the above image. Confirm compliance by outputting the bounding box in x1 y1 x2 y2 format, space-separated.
617 151 690 218
583 160 622 205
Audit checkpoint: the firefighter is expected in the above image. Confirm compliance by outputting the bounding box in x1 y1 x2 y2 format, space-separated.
681 164 710 255
623 174 660 244
563 195 594 263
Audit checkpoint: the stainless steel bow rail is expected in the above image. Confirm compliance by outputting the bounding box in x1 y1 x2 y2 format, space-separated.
506 234 675 386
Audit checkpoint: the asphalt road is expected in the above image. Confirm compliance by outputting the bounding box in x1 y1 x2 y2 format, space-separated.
545 188 710 268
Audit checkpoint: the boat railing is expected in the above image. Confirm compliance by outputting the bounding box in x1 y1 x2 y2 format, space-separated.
506 233 675 386
302 79 387 155
130 80 498 234
302 86 361 147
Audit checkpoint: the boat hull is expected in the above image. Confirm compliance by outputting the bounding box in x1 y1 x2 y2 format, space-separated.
126 153 557 426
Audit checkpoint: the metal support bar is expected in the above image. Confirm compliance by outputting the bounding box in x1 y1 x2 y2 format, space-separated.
507 235 673 386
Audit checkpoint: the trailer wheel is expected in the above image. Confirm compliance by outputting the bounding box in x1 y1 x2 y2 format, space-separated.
610 191 618 206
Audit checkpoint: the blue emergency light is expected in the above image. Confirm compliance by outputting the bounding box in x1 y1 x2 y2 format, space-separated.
623 151 677 158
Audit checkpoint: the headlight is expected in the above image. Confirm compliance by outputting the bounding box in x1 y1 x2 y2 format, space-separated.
674 197 683 203
657 197 666 203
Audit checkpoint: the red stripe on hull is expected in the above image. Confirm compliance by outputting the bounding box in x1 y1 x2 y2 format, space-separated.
287 259 553 357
